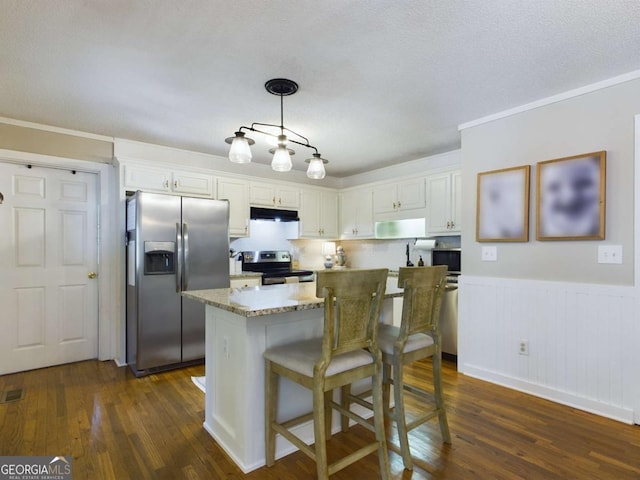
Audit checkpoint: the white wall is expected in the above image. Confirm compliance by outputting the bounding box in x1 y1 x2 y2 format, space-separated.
459 77 640 423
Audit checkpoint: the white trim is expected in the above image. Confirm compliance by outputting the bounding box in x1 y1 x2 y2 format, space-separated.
462 364 634 425
635 114 640 425
0 116 114 142
458 69 640 131
0 149 119 363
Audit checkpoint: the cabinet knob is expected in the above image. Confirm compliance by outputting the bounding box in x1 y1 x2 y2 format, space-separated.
163 180 169 189
88 272 97 279
174 180 178 189
392 202 396 209
397 201 401 208
272 197 276 205
278 197 282 205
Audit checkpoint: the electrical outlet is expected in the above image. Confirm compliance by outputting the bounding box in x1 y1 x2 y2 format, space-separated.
518 340 529 356
482 246 497 262
598 245 622 264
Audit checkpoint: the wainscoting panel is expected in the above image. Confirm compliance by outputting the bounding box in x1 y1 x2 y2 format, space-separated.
458 275 637 424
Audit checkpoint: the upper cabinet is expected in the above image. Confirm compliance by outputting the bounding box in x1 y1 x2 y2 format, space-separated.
373 178 426 218
249 182 299 209
299 189 339 238
426 170 461 235
123 164 215 198
217 177 250 237
340 188 374 238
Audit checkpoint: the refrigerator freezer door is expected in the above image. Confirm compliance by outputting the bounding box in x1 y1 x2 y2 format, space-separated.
181 197 230 361
136 192 183 370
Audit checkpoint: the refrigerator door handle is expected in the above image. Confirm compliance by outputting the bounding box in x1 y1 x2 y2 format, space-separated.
183 223 189 291
176 222 183 292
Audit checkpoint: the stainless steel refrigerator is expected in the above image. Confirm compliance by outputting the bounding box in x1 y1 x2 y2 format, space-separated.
126 191 229 376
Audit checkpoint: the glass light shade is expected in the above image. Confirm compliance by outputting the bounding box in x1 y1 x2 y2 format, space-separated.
306 156 326 179
229 136 252 164
271 146 292 172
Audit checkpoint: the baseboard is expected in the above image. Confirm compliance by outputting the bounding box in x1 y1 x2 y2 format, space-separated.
461 363 634 425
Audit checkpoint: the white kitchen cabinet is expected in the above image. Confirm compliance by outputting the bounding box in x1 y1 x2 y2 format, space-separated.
123 164 171 193
217 177 250 237
373 178 426 216
299 189 338 238
123 164 214 197
249 182 299 208
426 170 461 235
172 171 215 197
340 188 374 238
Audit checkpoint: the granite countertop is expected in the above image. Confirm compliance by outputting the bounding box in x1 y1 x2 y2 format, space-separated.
182 277 403 318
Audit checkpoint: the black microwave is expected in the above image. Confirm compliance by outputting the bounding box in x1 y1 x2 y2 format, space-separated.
431 248 461 275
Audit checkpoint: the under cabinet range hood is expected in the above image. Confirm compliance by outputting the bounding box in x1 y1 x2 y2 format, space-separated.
374 218 426 239
250 207 299 222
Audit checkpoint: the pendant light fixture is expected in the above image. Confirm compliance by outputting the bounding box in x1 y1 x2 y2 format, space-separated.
225 78 328 179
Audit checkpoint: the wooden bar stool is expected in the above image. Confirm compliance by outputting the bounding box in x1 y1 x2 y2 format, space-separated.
380 265 451 470
264 269 391 479
341 265 451 470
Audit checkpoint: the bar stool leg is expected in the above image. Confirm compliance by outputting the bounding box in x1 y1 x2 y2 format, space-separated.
382 362 392 416
393 358 413 470
372 362 392 480
340 385 350 432
313 383 329 480
433 352 451 443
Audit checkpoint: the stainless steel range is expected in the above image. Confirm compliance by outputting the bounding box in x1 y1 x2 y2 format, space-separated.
241 251 314 285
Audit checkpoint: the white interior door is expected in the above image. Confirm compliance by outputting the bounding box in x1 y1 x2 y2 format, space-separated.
0 162 99 374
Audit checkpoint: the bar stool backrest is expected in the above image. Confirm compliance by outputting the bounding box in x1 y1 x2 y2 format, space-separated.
316 269 388 367
397 266 448 340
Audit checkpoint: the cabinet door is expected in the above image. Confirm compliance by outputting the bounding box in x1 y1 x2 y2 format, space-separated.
340 191 359 238
426 172 454 234
172 171 215 197
356 189 374 237
320 191 338 238
449 171 462 233
341 189 374 238
373 183 398 214
218 177 249 237
123 164 170 193
249 182 276 206
299 190 321 237
397 178 426 211
276 186 300 209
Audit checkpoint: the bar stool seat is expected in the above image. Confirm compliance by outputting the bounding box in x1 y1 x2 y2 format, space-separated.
263 338 375 377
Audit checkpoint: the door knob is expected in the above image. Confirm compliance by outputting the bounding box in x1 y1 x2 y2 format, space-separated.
88 272 97 279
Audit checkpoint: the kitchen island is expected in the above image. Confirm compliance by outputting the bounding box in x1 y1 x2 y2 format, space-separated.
182 278 403 473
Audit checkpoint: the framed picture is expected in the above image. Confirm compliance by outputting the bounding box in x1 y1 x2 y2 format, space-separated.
476 165 530 242
536 151 606 241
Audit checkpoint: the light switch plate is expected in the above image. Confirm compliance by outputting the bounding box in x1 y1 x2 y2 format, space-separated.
598 245 622 264
481 246 497 262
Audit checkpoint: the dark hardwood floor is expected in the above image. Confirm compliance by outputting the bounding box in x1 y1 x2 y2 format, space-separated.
1 358 639 479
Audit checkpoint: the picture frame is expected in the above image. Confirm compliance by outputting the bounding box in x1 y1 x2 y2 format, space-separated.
476 165 530 242
536 151 606 241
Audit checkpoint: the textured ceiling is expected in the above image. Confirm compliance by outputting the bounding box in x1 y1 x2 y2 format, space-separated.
1 1 640 177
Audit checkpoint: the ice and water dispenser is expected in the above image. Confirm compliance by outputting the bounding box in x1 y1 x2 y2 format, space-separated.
143 241 175 275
